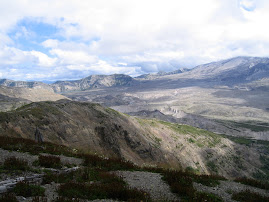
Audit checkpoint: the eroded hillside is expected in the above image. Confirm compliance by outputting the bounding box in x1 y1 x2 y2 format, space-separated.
0 99 267 180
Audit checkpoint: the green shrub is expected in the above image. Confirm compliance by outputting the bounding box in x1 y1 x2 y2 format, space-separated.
162 170 195 198
207 161 218 173
193 174 225 187
192 192 223 202
0 193 18 202
3 157 29 171
231 190 269 202
58 181 150 201
83 154 137 171
235 177 269 190
38 155 61 168
58 175 150 201
43 167 100 184
52 197 82 202
13 181 45 197
0 136 77 157
31 196 48 202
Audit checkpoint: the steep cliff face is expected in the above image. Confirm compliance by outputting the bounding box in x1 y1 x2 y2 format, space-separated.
0 100 265 179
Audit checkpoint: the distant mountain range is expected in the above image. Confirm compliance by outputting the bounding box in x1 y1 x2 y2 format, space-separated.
0 56 268 179
0 74 135 93
135 68 190 79
1 56 268 93
184 56 269 82
0 56 268 132
52 74 135 92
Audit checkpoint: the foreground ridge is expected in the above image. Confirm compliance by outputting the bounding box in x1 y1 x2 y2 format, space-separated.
0 136 268 201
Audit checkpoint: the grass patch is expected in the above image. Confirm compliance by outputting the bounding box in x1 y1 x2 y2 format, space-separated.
15 102 61 119
0 136 77 157
43 167 100 184
0 102 61 127
57 181 150 201
52 197 82 202
207 161 218 173
253 155 269 182
31 196 48 202
218 120 269 132
160 169 226 200
158 120 222 147
38 155 61 169
235 177 269 190
219 134 254 146
105 107 123 117
3 157 29 171
193 192 223 202
188 138 195 143
0 193 18 202
192 174 225 187
161 170 195 199
13 181 45 197
83 154 138 171
1 136 268 201
231 190 269 202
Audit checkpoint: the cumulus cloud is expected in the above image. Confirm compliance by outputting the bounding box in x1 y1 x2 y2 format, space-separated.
30 51 56 67
0 0 269 81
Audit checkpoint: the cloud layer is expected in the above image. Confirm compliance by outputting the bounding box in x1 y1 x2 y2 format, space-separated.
0 0 269 81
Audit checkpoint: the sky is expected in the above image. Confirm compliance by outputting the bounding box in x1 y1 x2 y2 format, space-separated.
0 0 269 81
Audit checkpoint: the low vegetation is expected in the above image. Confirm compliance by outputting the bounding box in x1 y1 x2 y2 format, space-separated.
159 169 225 201
0 136 77 156
2 156 29 171
0 136 268 201
218 120 269 132
234 177 269 190
51 197 82 202
58 181 150 201
13 181 45 197
0 193 18 202
192 192 223 202
37 155 61 168
138 118 222 148
231 190 269 202
83 154 138 171
220 134 254 146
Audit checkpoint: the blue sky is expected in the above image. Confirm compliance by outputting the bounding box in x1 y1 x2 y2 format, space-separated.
0 0 268 81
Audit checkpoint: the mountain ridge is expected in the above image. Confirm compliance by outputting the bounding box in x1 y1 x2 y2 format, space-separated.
1 56 269 93
0 99 265 179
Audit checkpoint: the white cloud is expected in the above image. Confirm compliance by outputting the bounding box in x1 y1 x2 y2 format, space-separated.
240 0 256 11
42 39 59 48
0 46 33 65
0 0 269 80
30 51 56 67
49 49 97 65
